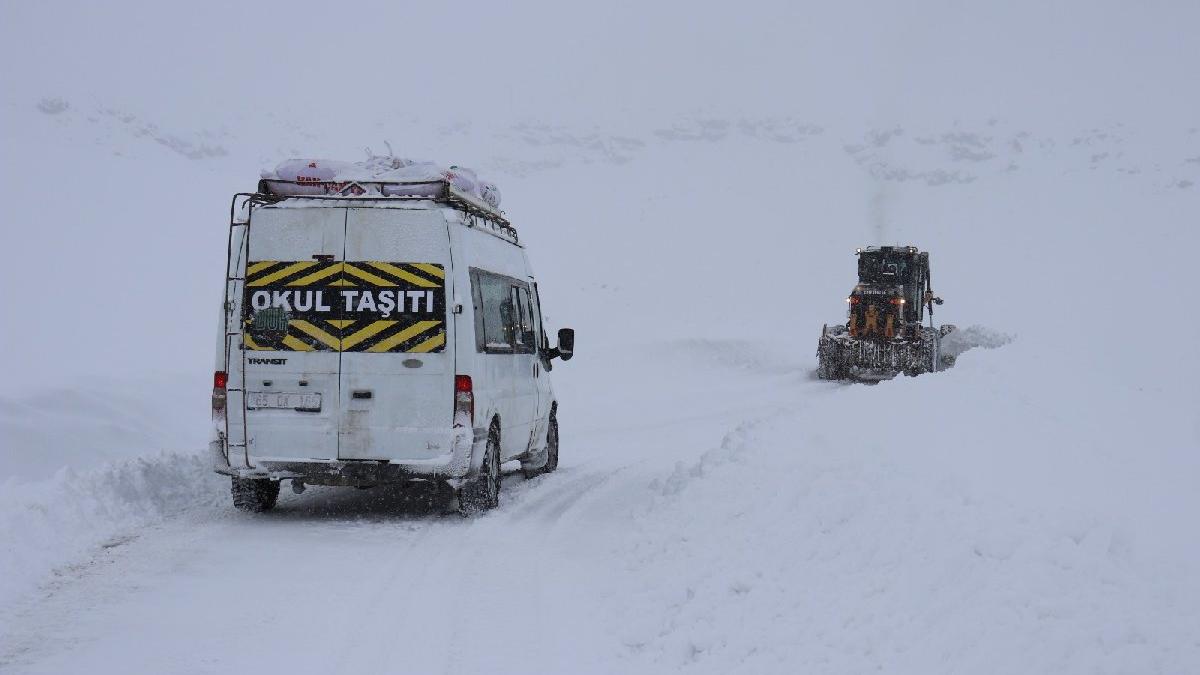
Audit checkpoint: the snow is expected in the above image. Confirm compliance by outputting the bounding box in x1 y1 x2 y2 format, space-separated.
0 375 210 483
0 453 225 619
3 1 1200 673
2 341 1197 673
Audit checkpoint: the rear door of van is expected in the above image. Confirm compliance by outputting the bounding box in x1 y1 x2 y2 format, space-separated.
238 206 346 462
339 207 453 461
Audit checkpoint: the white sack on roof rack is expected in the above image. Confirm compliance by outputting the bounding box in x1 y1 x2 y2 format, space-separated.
263 153 501 208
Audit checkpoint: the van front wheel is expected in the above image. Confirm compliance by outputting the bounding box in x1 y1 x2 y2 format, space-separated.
543 415 559 473
459 430 501 515
231 477 280 512
523 414 559 478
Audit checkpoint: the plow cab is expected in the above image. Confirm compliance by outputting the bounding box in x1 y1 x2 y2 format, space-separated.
818 246 956 381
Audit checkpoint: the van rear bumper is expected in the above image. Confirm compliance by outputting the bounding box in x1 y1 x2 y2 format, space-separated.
219 459 447 487
214 425 484 486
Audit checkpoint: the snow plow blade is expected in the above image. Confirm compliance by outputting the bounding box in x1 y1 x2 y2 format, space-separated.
817 324 956 381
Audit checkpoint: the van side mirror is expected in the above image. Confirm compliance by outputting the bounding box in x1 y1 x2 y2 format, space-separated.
557 328 575 361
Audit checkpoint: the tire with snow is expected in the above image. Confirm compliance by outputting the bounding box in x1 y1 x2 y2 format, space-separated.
231 477 280 512
816 344 847 380
524 414 559 478
544 415 559 473
937 325 957 369
523 413 560 479
459 428 501 515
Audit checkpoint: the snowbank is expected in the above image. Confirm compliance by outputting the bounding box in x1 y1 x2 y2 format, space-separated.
940 324 1013 359
0 377 218 613
0 452 225 612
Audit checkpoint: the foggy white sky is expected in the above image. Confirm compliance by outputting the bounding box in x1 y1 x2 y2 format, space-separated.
3 0 1197 127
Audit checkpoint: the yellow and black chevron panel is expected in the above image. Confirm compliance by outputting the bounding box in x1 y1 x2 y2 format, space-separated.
242 261 446 353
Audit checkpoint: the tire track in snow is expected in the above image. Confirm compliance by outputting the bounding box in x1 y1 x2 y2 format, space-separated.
503 467 619 525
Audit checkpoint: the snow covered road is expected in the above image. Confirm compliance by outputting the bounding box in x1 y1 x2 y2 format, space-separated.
0 341 805 673
3 339 1197 675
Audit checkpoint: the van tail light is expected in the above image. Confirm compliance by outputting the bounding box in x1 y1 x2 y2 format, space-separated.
212 370 228 414
454 375 474 426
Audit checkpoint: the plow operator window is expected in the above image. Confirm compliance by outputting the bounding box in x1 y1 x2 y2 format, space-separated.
859 254 912 284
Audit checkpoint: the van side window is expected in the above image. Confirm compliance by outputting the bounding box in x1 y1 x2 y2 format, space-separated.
512 285 536 354
471 269 522 354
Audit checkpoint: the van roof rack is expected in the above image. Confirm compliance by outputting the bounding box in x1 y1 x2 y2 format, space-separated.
255 178 518 244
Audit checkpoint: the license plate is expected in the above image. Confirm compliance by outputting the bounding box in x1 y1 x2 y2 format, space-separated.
247 392 322 411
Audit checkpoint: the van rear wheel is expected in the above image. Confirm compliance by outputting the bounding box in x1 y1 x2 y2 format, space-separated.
458 429 501 515
231 477 280 512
